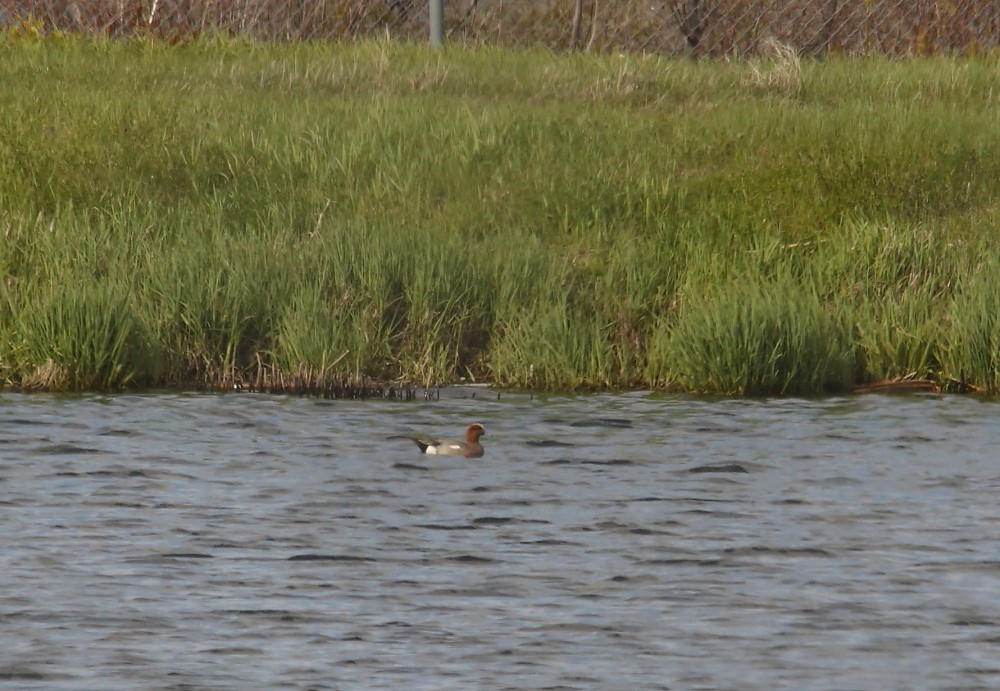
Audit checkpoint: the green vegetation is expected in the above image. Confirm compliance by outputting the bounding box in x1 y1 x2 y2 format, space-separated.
1 36 999 395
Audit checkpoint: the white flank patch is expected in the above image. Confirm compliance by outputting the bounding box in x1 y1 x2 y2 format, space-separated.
424 442 465 456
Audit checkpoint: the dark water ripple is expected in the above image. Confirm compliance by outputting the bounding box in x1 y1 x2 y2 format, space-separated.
1 391 1000 689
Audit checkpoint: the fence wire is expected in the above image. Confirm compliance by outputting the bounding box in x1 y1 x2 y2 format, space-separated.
2 1 998 56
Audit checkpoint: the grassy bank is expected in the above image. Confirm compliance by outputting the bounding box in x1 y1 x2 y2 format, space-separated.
1 36 999 395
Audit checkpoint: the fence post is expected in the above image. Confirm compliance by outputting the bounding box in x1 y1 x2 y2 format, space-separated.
430 0 443 47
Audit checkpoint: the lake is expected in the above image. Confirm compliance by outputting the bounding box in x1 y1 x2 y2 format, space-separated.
1 389 999 689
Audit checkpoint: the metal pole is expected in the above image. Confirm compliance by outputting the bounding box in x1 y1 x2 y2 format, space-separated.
430 0 444 47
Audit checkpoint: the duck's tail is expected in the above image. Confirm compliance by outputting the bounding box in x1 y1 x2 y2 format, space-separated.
386 434 432 454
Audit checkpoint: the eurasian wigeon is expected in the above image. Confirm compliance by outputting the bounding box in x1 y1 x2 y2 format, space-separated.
392 423 486 458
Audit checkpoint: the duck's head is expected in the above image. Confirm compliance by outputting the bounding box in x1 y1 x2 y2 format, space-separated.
465 423 486 443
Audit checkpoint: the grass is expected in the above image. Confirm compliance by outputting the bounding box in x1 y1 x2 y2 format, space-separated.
1 35 1000 394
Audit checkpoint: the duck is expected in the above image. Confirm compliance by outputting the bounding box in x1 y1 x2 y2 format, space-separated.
391 423 486 458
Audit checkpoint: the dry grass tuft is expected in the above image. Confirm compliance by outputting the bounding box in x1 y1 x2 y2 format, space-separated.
19 359 69 391
745 37 804 97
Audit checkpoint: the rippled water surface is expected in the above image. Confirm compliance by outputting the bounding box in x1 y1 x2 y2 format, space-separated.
2 390 1000 689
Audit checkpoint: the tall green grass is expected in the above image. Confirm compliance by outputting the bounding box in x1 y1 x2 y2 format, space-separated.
649 273 856 396
2 37 1000 393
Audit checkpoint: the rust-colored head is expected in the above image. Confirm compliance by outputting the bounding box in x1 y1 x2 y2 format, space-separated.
465 423 486 443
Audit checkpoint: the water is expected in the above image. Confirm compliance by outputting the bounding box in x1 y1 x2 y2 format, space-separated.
1 390 999 690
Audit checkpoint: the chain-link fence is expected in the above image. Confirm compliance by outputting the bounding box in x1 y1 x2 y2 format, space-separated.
3 0 998 56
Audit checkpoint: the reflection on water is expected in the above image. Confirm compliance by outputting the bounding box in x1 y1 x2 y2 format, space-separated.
1 390 999 689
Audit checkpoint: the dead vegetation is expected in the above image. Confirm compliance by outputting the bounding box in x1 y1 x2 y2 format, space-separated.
4 0 997 56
